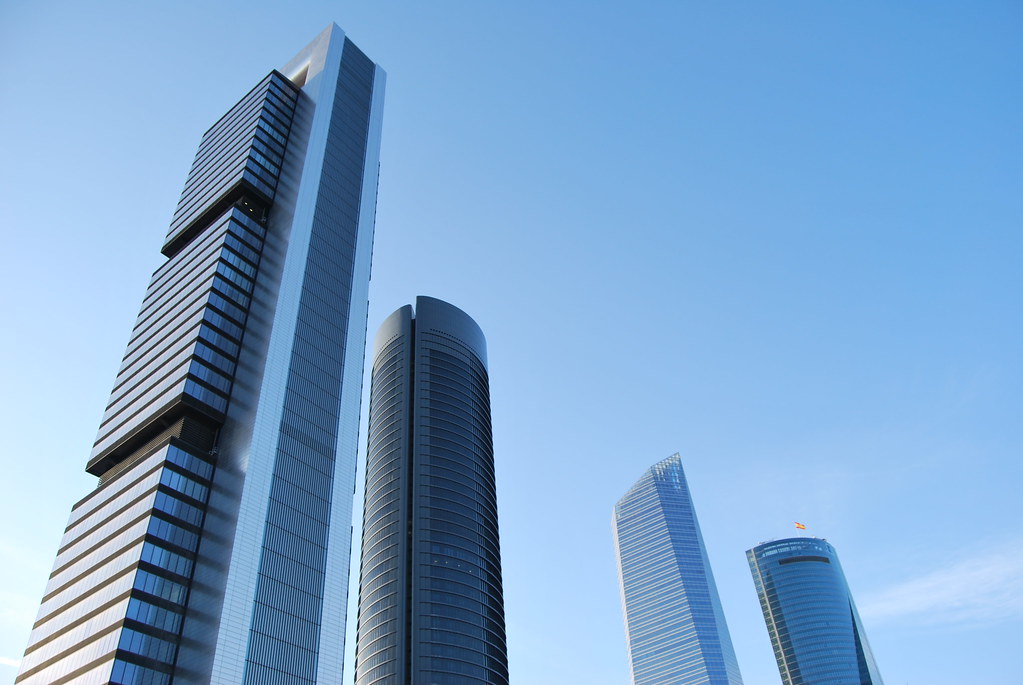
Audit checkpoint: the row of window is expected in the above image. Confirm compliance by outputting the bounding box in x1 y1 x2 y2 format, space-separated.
118 627 176 665
140 541 193 579
133 569 187 606
422 386 492 437
179 94 286 208
172 147 272 237
102 247 248 423
125 597 183 635
194 339 236 378
208 290 248 328
230 203 268 237
183 379 227 414
423 401 493 445
422 449 497 495
202 302 244 340
212 270 252 309
119 448 216 680
110 658 171 685
220 242 258 278
165 445 214 480
147 516 199 554
250 134 283 169
142 211 233 314
266 76 298 105
231 208 269 240
198 318 241 357
159 467 208 504
420 493 498 532
259 99 294 139
256 116 288 146
153 490 203 528
243 150 281 189
418 472 498 514
193 74 288 165
188 358 232 394
114 290 219 401
248 147 280 178
99 349 196 431
417 655 507 684
218 241 257 282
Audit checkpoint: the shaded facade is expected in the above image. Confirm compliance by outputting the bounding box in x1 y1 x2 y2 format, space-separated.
747 538 884 685
613 454 743 685
354 297 509 685
17 25 384 685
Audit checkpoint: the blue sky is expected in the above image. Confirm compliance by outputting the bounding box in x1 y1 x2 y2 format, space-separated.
1 2 1021 683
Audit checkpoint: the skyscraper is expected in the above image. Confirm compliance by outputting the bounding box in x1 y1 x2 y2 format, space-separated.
354 297 508 685
17 25 384 685
613 454 744 685
747 537 884 685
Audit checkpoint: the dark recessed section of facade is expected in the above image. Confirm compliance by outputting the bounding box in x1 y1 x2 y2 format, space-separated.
778 555 831 565
162 191 270 259
87 406 219 478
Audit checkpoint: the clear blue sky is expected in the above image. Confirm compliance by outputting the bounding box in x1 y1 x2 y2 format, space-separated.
1 2 1020 683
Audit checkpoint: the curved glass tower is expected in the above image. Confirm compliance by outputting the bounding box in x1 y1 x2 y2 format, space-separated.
355 297 508 685
613 454 743 685
747 538 884 685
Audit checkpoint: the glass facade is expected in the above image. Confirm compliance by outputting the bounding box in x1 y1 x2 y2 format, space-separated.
18 443 214 685
747 538 884 685
355 297 509 685
17 25 384 685
613 454 743 685
89 73 293 474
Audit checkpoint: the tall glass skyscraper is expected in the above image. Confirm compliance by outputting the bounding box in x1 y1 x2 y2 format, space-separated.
354 297 509 685
613 454 744 685
747 538 884 685
16 25 384 685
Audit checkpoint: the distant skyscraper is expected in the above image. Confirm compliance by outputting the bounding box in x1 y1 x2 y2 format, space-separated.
17 25 384 685
613 454 744 685
747 537 884 685
354 297 509 685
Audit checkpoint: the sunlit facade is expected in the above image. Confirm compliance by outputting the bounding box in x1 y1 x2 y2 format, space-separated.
354 297 509 685
613 454 743 685
747 538 884 685
17 25 384 685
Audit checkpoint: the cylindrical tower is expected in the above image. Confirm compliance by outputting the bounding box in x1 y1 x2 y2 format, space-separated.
355 296 508 685
747 537 884 685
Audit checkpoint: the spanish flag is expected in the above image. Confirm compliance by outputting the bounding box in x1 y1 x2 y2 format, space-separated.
794 522 807 530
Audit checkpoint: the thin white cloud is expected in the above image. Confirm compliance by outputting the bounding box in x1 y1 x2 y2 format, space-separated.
860 543 1023 627
0 656 21 668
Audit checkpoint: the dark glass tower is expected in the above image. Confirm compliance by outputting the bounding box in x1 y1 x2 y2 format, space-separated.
17 25 384 685
354 297 508 685
747 538 884 685
613 454 744 685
